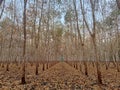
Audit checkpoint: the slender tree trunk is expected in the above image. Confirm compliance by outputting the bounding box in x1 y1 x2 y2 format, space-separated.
35 62 39 75
93 37 102 84
80 0 102 84
21 0 27 84
42 63 45 71
116 13 120 72
33 0 40 76
73 0 88 76
35 7 44 75
6 62 9 71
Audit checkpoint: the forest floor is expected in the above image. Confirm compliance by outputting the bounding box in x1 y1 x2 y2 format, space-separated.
0 62 120 90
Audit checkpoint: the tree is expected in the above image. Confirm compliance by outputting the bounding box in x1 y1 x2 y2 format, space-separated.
21 0 27 84
80 0 102 84
73 0 88 75
116 0 120 9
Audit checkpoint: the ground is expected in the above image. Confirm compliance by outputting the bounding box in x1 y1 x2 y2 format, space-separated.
0 62 120 90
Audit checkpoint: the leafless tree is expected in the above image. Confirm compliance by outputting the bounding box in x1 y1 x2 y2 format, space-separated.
21 0 27 84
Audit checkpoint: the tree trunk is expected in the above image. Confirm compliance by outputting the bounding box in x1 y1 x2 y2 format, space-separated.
116 0 120 9
21 0 27 84
6 63 9 71
35 63 39 75
21 63 26 84
93 38 102 84
73 0 88 75
42 63 45 71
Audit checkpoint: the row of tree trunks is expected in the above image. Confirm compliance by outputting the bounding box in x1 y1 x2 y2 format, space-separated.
73 0 88 77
